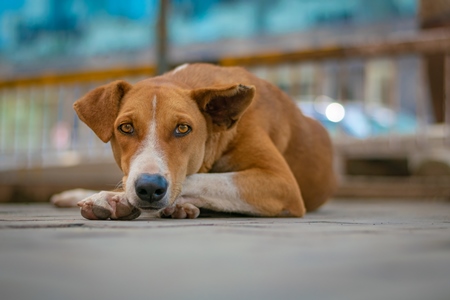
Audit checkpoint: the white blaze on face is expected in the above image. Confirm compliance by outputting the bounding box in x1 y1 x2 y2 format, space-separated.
126 96 169 204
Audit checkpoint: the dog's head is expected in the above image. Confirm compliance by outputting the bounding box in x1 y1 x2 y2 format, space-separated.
73 78 254 211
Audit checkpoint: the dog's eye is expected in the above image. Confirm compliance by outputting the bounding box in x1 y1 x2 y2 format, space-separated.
174 124 191 137
118 123 134 134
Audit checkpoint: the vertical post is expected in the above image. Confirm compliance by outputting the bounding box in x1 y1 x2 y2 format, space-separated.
289 63 301 99
314 62 324 99
27 86 36 168
445 53 450 145
389 57 400 149
0 88 6 156
337 59 347 102
157 0 169 75
415 57 428 148
13 88 21 164
41 86 50 167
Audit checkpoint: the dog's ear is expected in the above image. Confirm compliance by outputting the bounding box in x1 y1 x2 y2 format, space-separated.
73 80 132 142
191 84 255 131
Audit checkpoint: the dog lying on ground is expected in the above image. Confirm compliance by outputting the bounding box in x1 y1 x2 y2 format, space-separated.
51 63 336 219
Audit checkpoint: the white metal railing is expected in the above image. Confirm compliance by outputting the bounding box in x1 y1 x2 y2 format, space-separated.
0 73 152 171
1 30 450 174
246 56 450 175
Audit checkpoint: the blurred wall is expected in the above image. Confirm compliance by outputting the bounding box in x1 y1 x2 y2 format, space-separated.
0 0 417 77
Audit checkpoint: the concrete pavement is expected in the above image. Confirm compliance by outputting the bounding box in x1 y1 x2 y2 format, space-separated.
1 199 449 300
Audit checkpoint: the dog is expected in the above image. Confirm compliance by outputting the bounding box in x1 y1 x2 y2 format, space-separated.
51 63 336 219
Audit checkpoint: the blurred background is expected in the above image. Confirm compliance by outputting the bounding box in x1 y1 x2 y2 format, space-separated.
0 0 449 202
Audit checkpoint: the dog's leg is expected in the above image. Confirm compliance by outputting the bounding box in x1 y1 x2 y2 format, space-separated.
77 191 141 220
161 173 260 219
162 171 305 219
51 189 98 207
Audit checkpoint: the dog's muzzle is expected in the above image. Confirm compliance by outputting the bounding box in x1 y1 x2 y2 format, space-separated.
134 173 168 205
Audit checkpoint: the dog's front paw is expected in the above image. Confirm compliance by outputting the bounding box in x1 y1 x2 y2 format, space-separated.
77 191 141 220
161 203 200 219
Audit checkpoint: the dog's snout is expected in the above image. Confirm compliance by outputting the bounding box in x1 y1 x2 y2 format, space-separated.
135 173 168 203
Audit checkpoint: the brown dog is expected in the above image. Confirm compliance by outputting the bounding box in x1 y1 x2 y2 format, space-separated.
52 63 336 219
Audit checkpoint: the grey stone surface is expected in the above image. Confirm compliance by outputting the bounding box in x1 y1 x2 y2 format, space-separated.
0 200 449 300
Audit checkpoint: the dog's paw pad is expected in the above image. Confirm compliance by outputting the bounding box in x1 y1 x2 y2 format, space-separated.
78 194 114 220
109 195 141 220
78 199 102 220
161 206 176 217
92 204 113 220
162 203 200 219
181 203 200 219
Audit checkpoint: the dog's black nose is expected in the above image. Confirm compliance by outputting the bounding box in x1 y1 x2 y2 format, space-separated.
135 173 168 203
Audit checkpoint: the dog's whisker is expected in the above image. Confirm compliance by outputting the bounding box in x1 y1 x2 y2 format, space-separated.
115 181 123 190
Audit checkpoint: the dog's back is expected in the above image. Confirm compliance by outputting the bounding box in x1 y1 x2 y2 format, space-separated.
168 63 336 211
